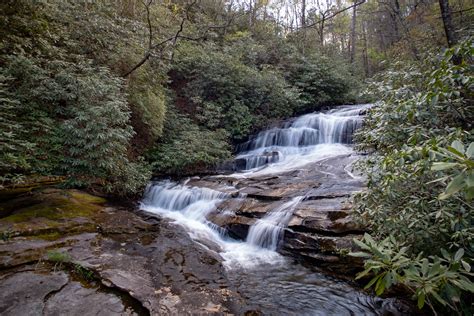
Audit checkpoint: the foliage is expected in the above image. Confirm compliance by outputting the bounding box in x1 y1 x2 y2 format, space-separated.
171 42 301 141
284 54 356 112
354 39 474 313
0 56 150 195
351 234 474 313
147 109 231 174
0 76 34 187
127 68 168 142
431 141 474 201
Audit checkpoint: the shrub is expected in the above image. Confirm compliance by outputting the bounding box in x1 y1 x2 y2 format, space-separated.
285 54 355 112
147 109 231 174
172 42 300 141
0 56 150 195
353 38 474 314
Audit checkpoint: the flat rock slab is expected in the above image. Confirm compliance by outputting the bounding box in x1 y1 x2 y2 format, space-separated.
0 189 244 315
0 270 69 316
43 281 133 315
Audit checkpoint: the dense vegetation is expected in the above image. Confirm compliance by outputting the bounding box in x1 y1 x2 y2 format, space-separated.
0 0 359 192
352 39 473 314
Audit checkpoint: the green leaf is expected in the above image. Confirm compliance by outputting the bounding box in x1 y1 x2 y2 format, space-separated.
457 278 474 292
431 162 458 171
349 252 371 258
417 292 425 309
421 259 429 275
454 248 464 261
364 275 380 290
448 141 465 156
431 291 447 306
466 173 474 187
353 238 371 251
467 142 474 158
439 174 466 200
461 260 471 272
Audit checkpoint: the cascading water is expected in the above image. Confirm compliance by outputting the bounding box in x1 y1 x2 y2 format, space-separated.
246 196 303 250
140 180 285 269
141 105 369 263
236 104 370 170
140 105 404 315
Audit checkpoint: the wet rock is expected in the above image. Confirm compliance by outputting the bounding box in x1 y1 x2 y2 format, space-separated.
0 189 244 315
43 282 133 315
0 270 68 316
195 153 367 274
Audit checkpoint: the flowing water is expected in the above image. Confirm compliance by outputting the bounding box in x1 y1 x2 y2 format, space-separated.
140 104 404 315
246 196 304 250
235 105 369 172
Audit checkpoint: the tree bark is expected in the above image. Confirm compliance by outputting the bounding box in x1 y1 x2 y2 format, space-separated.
438 0 458 47
301 0 306 28
362 22 370 77
350 0 357 64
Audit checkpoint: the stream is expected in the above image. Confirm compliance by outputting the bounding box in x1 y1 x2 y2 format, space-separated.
139 104 407 315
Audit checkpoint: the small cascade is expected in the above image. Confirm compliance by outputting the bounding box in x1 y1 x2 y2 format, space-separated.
236 104 369 170
141 180 285 268
141 180 229 235
246 197 303 250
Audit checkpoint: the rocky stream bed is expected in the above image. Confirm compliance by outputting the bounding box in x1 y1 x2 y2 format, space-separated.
0 105 416 315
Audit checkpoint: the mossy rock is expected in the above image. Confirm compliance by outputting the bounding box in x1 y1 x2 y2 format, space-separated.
0 176 64 202
0 189 107 240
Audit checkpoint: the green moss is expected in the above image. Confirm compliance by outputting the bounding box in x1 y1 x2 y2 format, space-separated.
2 189 106 223
35 231 62 241
47 250 71 263
68 190 106 204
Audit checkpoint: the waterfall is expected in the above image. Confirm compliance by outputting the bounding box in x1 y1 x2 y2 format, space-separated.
141 181 229 236
140 180 285 269
137 105 405 315
141 105 368 266
246 197 303 250
236 104 369 170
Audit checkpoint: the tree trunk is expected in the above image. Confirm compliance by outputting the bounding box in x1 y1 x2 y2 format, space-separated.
350 0 357 64
438 0 458 47
301 0 306 27
362 22 370 77
319 14 326 47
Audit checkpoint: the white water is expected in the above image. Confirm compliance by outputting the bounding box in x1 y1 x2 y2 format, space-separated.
140 105 368 269
141 181 285 269
247 196 304 250
235 104 370 172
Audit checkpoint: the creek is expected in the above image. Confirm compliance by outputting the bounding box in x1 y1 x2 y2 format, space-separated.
140 104 406 315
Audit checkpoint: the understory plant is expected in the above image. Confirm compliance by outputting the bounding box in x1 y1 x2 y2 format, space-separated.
352 38 473 314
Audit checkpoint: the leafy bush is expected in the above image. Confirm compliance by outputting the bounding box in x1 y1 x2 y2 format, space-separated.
172 43 300 141
0 56 150 195
0 76 35 187
353 38 473 313
352 234 473 313
147 109 231 175
285 54 356 112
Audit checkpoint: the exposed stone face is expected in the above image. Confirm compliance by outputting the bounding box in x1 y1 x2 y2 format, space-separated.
0 189 244 315
203 153 367 272
0 270 69 316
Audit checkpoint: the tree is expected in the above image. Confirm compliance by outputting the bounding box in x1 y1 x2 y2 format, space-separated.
438 0 458 47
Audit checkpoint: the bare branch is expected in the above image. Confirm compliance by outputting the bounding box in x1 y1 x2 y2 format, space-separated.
303 1 366 29
123 0 197 77
122 0 244 77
